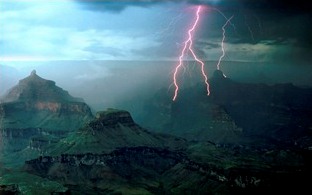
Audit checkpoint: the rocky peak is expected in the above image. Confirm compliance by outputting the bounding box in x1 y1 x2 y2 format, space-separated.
90 108 136 130
0 70 93 131
31 69 36 76
2 70 82 103
213 70 227 80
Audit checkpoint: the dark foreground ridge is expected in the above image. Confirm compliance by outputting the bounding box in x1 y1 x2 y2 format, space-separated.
24 146 312 194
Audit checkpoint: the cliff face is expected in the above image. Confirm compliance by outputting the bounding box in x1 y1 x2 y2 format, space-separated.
0 70 93 156
0 70 93 131
24 144 311 194
210 70 312 143
25 147 184 179
1 101 92 131
24 146 228 194
94 109 137 128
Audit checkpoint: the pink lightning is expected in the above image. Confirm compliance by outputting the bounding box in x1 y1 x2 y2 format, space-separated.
216 15 234 71
173 6 210 101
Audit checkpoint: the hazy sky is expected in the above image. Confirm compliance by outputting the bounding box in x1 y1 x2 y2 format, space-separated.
1 0 311 110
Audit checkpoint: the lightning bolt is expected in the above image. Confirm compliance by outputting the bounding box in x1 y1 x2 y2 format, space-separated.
213 8 236 32
245 15 255 42
172 6 210 101
216 15 234 71
155 12 183 38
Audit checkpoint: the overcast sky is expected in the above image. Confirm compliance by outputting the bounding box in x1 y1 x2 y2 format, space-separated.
1 0 311 64
1 0 312 110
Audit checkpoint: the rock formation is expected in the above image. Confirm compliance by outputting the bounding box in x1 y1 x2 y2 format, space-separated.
136 70 312 146
47 108 187 155
0 70 93 155
0 70 93 131
210 70 312 145
1 70 312 194
136 71 243 143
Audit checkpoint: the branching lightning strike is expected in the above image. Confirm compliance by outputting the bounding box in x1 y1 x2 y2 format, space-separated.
172 6 210 101
213 8 236 32
245 15 255 42
216 15 234 71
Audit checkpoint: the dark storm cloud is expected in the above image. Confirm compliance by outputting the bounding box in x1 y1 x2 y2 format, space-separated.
74 0 175 12
260 39 292 46
75 0 312 36
74 0 236 12
236 0 311 15
197 40 220 49
75 0 312 52
236 0 311 47
75 0 311 13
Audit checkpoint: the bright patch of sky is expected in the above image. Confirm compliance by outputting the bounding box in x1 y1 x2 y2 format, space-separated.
0 0 185 65
1 0 307 69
